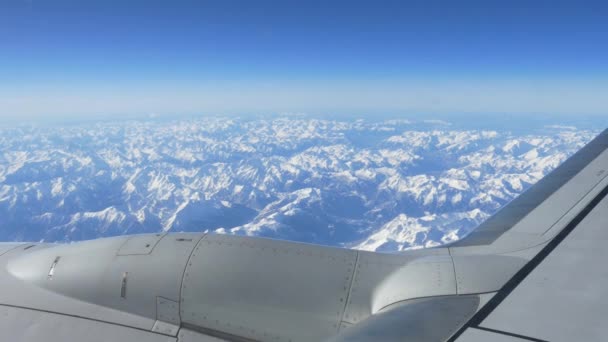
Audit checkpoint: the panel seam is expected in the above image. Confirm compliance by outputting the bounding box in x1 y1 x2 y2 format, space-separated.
448 248 459 295
338 250 359 330
0 243 29 257
177 233 208 326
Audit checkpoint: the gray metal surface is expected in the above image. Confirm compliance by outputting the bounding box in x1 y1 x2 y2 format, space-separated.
331 295 481 342
366 252 456 313
153 297 181 335
0 304 175 342
0 243 26 256
118 233 166 255
0 233 204 335
177 328 228 342
342 248 452 324
469 192 608 341
452 255 528 295
181 234 357 342
0 236 156 331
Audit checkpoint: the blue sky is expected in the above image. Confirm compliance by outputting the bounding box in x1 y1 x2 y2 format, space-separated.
1 0 607 120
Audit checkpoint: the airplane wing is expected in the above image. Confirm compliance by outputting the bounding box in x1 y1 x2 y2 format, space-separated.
446 128 608 342
0 129 606 342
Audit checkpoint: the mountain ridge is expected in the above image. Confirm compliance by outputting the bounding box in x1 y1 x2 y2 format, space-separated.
0 118 598 251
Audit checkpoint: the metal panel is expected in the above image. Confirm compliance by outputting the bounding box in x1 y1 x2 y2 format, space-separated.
342 248 452 324
152 297 181 336
1 236 154 330
0 304 175 342
153 320 180 337
118 233 166 255
371 255 456 313
96 233 204 328
0 243 25 257
331 295 481 342
477 193 608 341
157 297 180 326
1 233 204 333
452 255 528 295
5 236 124 303
177 328 228 342
181 234 357 342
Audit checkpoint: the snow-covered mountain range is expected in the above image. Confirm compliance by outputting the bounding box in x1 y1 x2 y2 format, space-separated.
0 117 599 251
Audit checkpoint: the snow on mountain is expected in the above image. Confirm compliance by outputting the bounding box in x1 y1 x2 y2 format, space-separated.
356 209 488 252
0 118 599 251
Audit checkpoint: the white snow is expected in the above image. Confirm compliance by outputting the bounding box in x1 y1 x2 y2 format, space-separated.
0 118 598 251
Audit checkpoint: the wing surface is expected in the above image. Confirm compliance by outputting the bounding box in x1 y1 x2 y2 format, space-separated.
451 182 608 341
446 129 608 341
